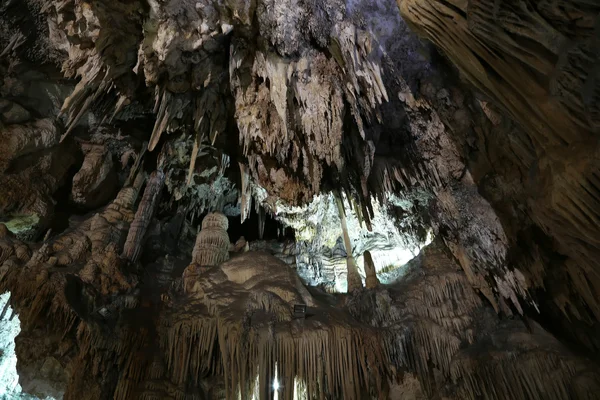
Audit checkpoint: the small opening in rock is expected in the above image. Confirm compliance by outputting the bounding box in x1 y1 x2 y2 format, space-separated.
227 208 294 243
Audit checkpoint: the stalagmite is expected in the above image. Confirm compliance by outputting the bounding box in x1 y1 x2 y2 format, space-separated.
192 212 231 267
334 192 363 293
363 250 380 289
183 212 231 294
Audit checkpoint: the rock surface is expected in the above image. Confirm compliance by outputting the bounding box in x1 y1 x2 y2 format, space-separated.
71 143 118 208
0 0 599 399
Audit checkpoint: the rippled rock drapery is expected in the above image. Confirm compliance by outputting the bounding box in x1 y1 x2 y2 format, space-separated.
395 0 600 350
0 118 77 239
3 223 600 399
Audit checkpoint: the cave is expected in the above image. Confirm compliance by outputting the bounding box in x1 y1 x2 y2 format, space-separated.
1 0 599 399
226 206 295 244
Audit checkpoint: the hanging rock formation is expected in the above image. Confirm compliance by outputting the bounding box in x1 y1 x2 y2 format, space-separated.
71 142 118 208
394 0 600 350
122 170 166 263
1 0 600 399
0 118 77 238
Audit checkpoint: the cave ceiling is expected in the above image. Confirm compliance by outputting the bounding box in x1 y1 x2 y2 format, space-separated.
0 0 599 399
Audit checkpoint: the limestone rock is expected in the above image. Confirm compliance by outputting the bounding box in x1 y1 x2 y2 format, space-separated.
192 212 230 267
71 143 118 208
0 120 76 238
122 170 165 263
183 211 231 294
1 0 600 399
363 250 380 289
0 99 30 124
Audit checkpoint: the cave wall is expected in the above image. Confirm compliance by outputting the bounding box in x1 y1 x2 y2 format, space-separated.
396 0 600 351
0 0 600 399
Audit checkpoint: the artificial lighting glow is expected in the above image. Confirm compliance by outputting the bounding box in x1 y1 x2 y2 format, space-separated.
0 292 22 398
273 363 280 400
278 191 436 291
249 370 307 400
0 292 57 400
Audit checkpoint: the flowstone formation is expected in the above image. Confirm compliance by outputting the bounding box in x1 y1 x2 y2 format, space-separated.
3 221 600 399
395 0 600 350
1 0 600 399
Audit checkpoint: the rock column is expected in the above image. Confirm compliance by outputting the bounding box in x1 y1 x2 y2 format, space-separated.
334 193 363 293
363 250 380 289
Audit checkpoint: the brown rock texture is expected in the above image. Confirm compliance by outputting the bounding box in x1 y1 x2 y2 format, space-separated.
396 0 600 350
363 250 380 289
71 142 118 208
122 170 165 263
1 0 600 399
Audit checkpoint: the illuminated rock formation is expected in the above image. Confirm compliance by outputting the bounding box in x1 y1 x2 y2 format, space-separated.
0 0 600 399
395 0 600 349
192 212 231 267
183 211 231 295
363 250 380 289
334 193 363 293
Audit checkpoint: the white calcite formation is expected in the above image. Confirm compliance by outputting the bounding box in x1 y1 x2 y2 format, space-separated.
273 192 432 291
1 0 600 399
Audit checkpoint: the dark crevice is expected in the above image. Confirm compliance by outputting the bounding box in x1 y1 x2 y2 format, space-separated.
227 207 294 243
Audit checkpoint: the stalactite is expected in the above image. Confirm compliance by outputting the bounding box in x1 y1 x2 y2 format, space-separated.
257 206 266 240
3 230 587 400
0 292 10 320
149 89 174 152
333 192 362 293
2 1 600 399
239 163 252 224
186 131 207 186
0 32 26 58
122 170 166 263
